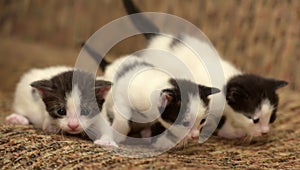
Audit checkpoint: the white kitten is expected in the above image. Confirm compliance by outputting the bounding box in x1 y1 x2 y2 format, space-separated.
6 66 117 147
122 0 288 141
144 35 287 140
101 55 219 149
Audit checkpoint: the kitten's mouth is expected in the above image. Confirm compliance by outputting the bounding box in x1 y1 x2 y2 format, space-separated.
66 129 82 134
251 131 268 137
244 131 269 142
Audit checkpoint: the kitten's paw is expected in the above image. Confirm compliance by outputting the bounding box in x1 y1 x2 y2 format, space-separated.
5 113 29 125
152 136 176 151
140 128 152 138
94 138 118 147
187 129 200 140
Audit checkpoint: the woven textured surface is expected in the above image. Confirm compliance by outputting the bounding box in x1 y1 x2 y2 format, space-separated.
1 90 300 169
0 0 299 169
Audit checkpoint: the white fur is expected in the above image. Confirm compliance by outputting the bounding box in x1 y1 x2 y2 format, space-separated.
103 56 173 142
6 66 117 146
144 35 241 85
102 55 208 146
10 66 72 130
187 94 207 139
218 99 274 138
143 35 274 139
57 85 83 134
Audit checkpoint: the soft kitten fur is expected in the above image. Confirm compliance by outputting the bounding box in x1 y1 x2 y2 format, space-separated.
101 55 219 149
6 66 117 147
122 0 288 140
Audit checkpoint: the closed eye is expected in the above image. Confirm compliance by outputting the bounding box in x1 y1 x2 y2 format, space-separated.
200 118 206 125
81 108 90 116
182 121 190 127
253 118 260 124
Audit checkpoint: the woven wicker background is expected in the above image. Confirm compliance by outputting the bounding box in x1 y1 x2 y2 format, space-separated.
0 0 299 169
1 0 299 90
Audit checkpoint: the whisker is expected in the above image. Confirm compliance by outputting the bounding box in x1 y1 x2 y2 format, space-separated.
60 130 66 139
175 138 187 150
249 135 253 144
242 135 248 144
242 135 253 144
85 127 100 141
80 131 86 138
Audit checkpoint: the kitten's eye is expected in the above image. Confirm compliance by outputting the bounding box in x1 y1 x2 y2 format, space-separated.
182 121 190 127
200 118 206 125
253 118 260 124
269 112 276 124
81 108 90 116
57 108 66 116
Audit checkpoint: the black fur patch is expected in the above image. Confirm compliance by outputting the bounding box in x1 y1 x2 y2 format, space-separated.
160 79 216 125
169 36 182 49
269 109 277 124
225 74 286 120
160 79 197 125
31 70 110 119
150 122 166 137
82 42 109 71
115 61 153 81
217 116 226 129
122 0 159 40
107 110 115 125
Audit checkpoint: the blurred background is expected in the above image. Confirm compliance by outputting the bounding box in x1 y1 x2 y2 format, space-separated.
0 2 299 168
0 0 299 99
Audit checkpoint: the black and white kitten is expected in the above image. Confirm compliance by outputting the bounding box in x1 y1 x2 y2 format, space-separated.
5 66 117 147
121 0 288 140
101 55 219 148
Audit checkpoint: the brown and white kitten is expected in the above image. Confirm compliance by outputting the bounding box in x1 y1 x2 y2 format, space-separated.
5 66 117 147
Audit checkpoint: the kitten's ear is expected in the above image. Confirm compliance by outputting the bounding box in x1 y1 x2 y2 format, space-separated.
160 89 176 110
94 80 112 99
198 85 220 97
226 85 246 103
30 80 53 97
270 79 288 90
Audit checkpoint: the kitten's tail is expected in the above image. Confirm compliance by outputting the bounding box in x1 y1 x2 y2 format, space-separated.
81 42 110 71
122 0 159 40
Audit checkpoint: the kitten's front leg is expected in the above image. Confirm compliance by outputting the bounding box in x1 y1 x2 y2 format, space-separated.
152 125 188 150
152 133 177 150
5 113 29 125
187 128 200 140
217 121 246 139
94 135 118 147
92 116 118 147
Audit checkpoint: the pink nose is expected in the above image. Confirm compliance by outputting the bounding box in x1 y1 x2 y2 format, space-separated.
261 126 270 134
68 124 79 130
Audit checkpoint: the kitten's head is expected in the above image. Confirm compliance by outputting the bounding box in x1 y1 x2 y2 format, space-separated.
225 74 288 137
31 70 112 134
158 79 220 136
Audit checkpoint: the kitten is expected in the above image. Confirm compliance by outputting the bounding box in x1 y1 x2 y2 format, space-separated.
101 55 219 149
121 0 288 140
218 74 287 139
5 66 117 147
